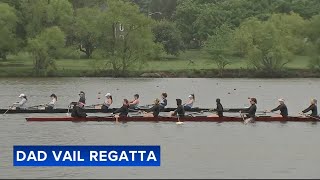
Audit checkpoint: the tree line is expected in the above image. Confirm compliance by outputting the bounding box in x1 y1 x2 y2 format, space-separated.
0 0 320 76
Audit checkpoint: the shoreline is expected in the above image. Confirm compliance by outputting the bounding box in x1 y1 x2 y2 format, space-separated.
1 69 320 78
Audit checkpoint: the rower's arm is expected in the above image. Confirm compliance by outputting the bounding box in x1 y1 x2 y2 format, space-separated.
302 105 313 113
271 105 281 112
146 105 156 113
114 106 123 114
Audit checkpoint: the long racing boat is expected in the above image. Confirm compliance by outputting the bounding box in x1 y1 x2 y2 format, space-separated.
26 115 319 122
0 107 245 114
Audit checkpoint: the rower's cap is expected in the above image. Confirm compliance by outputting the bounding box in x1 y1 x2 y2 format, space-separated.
278 98 285 102
105 93 111 97
19 94 25 98
50 93 56 97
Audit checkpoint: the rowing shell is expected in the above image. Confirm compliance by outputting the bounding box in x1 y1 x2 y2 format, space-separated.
26 116 317 122
0 107 245 114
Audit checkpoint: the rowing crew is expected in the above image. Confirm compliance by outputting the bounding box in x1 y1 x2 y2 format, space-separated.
240 97 318 124
10 93 58 110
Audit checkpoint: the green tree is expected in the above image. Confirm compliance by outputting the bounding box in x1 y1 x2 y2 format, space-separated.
237 18 293 72
20 0 73 38
97 0 157 76
307 15 320 70
204 24 234 76
175 0 202 48
0 2 18 60
73 7 103 58
152 20 184 56
28 26 65 76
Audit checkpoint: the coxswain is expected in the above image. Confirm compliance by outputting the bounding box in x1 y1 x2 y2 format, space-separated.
266 98 288 117
159 93 168 111
129 94 140 109
45 94 57 111
208 98 224 117
13 94 28 110
142 98 161 117
71 102 87 118
171 99 185 117
240 97 257 124
101 93 113 110
113 99 130 122
184 94 195 111
302 99 318 117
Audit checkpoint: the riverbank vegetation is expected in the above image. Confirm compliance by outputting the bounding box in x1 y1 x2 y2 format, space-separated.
0 0 320 78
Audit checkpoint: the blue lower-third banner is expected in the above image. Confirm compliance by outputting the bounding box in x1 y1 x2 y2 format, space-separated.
13 145 160 166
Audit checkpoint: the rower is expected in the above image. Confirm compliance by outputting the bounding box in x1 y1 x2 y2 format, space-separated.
184 94 195 111
142 98 160 117
240 97 257 124
208 98 224 117
302 99 318 117
70 91 86 107
266 98 288 117
101 93 113 110
159 93 167 111
71 102 87 118
79 91 86 104
13 94 28 110
113 99 130 122
45 94 57 111
171 99 185 117
129 94 140 109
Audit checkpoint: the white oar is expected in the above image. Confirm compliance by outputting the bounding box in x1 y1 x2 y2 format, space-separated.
3 105 13 116
66 105 71 116
176 113 183 125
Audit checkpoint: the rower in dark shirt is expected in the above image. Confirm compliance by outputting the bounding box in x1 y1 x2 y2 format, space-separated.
268 98 288 117
208 98 224 117
216 98 224 117
143 98 161 117
302 99 318 117
114 99 129 117
78 91 86 104
71 102 87 118
171 99 185 117
70 91 86 107
240 97 257 124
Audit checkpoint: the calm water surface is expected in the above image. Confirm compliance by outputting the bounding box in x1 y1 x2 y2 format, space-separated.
0 78 320 179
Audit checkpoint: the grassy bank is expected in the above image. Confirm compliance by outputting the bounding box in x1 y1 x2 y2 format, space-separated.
0 50 316 78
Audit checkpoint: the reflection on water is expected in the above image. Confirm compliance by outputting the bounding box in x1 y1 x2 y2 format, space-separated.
1 78 320 178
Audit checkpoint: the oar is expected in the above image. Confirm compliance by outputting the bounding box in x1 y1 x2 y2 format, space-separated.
299 113 320 121
176 114 183 125
66 105 71 116
3 105 14 116
28 104 46 109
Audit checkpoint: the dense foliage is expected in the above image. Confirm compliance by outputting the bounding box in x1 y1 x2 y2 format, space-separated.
0 0 319 76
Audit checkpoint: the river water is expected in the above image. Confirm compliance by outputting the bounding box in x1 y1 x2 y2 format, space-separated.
0 78 320 178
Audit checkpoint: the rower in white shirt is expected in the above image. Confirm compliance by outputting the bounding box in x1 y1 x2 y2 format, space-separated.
45 94 57 110
13 94 28 110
